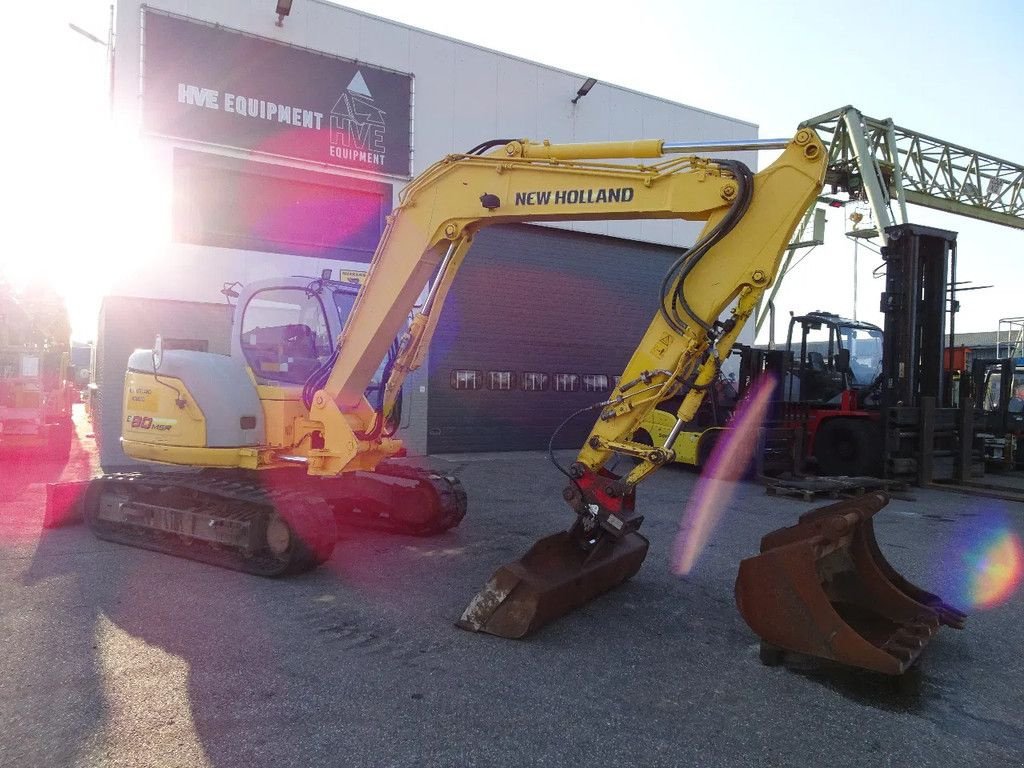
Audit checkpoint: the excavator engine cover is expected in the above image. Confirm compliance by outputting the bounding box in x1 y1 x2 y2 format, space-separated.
735 491 965 675
458 525 649 639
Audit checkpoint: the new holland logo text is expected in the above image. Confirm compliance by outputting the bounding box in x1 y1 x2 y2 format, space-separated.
514 187 636 206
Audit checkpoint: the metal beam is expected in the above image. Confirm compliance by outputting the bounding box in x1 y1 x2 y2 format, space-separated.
760 106 1023 340
801 106 1024 230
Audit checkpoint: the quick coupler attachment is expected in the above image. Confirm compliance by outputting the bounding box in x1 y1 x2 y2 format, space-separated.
735 491 965 675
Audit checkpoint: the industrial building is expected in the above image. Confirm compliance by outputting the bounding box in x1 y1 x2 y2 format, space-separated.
94 0 761 468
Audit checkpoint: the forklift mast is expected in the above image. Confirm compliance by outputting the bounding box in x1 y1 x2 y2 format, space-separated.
879 224 961 480
879 224 957 408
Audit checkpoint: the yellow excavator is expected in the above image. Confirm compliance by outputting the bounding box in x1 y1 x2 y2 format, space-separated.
88 128 963 673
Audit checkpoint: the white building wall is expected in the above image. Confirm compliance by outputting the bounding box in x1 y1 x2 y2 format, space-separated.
108 0 759 307
102 0 761 453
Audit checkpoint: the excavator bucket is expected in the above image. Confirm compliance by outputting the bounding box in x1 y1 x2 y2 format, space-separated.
735 491 966 675
458 528 649 638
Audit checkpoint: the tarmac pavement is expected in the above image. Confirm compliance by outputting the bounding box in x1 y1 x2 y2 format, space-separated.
1 408 1021 767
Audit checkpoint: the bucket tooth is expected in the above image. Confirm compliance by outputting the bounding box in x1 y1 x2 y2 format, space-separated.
458 529 649 639
735 491 962 675
882 643 915 663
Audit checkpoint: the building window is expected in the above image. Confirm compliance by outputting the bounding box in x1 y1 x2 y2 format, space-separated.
553 373 580 392
488 371 515 391
172 149 391 261
522 372 549 392
582 374 610 392
163 338 209 353
451 370 483 390
612 375 622 389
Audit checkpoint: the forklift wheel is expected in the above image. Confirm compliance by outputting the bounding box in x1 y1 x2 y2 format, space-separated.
813 418 880 477
697 431 720 469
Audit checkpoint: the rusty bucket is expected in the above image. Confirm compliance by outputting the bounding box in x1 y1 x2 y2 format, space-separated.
458 527 649 639
735 491 966 675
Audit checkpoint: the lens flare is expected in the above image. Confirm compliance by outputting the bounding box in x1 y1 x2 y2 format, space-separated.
960 526 1023 610
672 375 777 575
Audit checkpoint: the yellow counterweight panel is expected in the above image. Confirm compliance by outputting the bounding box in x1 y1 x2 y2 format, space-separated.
638 405 724 466
122 370 206 448
674 431 704 466
122 372 268 468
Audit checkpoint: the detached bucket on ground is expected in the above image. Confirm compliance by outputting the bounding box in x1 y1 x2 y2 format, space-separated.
735 491 966 675
458 527 649 639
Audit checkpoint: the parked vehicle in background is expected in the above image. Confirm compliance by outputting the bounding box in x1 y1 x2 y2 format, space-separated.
0 285 75 457
972 357 1024 469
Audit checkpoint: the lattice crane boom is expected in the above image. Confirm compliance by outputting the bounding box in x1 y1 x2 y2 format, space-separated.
803 105 1024 231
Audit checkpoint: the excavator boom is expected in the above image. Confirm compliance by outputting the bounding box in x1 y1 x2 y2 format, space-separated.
311 132 826 479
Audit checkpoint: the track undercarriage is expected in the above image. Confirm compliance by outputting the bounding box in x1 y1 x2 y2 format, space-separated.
85 464 467 576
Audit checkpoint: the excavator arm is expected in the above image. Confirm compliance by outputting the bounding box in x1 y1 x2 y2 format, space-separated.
309 130 827 491
302 128 827 638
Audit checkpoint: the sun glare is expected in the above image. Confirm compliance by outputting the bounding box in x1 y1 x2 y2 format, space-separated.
673 375 777 575
6 121 172 342
6 7 172 343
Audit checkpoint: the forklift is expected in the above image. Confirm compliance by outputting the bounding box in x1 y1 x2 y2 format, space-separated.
971 356 1024 469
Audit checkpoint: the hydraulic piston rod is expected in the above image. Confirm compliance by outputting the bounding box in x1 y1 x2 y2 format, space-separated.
661 138 791 153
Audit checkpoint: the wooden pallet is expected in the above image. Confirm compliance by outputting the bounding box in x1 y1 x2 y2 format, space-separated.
763 476 912 502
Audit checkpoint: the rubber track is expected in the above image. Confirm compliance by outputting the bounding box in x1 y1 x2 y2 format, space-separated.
346 464 468 536
85 466 468 576
85 472 338 577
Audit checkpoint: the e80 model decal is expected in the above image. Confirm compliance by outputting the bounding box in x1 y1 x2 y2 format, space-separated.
126 415 175 431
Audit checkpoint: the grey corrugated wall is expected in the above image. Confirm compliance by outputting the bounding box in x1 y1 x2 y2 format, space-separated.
426 224 678 453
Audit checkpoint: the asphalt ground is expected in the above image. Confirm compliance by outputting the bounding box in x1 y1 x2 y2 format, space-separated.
1 408 1022 768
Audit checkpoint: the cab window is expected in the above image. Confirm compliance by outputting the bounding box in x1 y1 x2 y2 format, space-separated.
240 288 332 384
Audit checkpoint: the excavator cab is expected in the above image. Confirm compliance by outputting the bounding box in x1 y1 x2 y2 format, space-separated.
238 284 341 385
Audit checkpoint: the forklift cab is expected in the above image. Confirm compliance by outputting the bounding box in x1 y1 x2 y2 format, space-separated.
784 311 884 405
972 358 1024 467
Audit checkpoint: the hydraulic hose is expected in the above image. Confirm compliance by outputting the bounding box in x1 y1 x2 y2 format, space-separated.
658 159 754 337
301 338 402 441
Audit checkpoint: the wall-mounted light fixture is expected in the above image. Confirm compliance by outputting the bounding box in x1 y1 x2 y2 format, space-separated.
571 77 598 105
276 0 293 26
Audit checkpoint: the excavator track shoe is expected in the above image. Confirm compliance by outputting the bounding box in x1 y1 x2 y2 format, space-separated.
325 463 467 536
457 528 649 639
85 472 338 577
735 491 965 675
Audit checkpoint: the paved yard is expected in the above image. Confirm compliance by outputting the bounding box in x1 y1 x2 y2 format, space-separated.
1 410 1021 767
